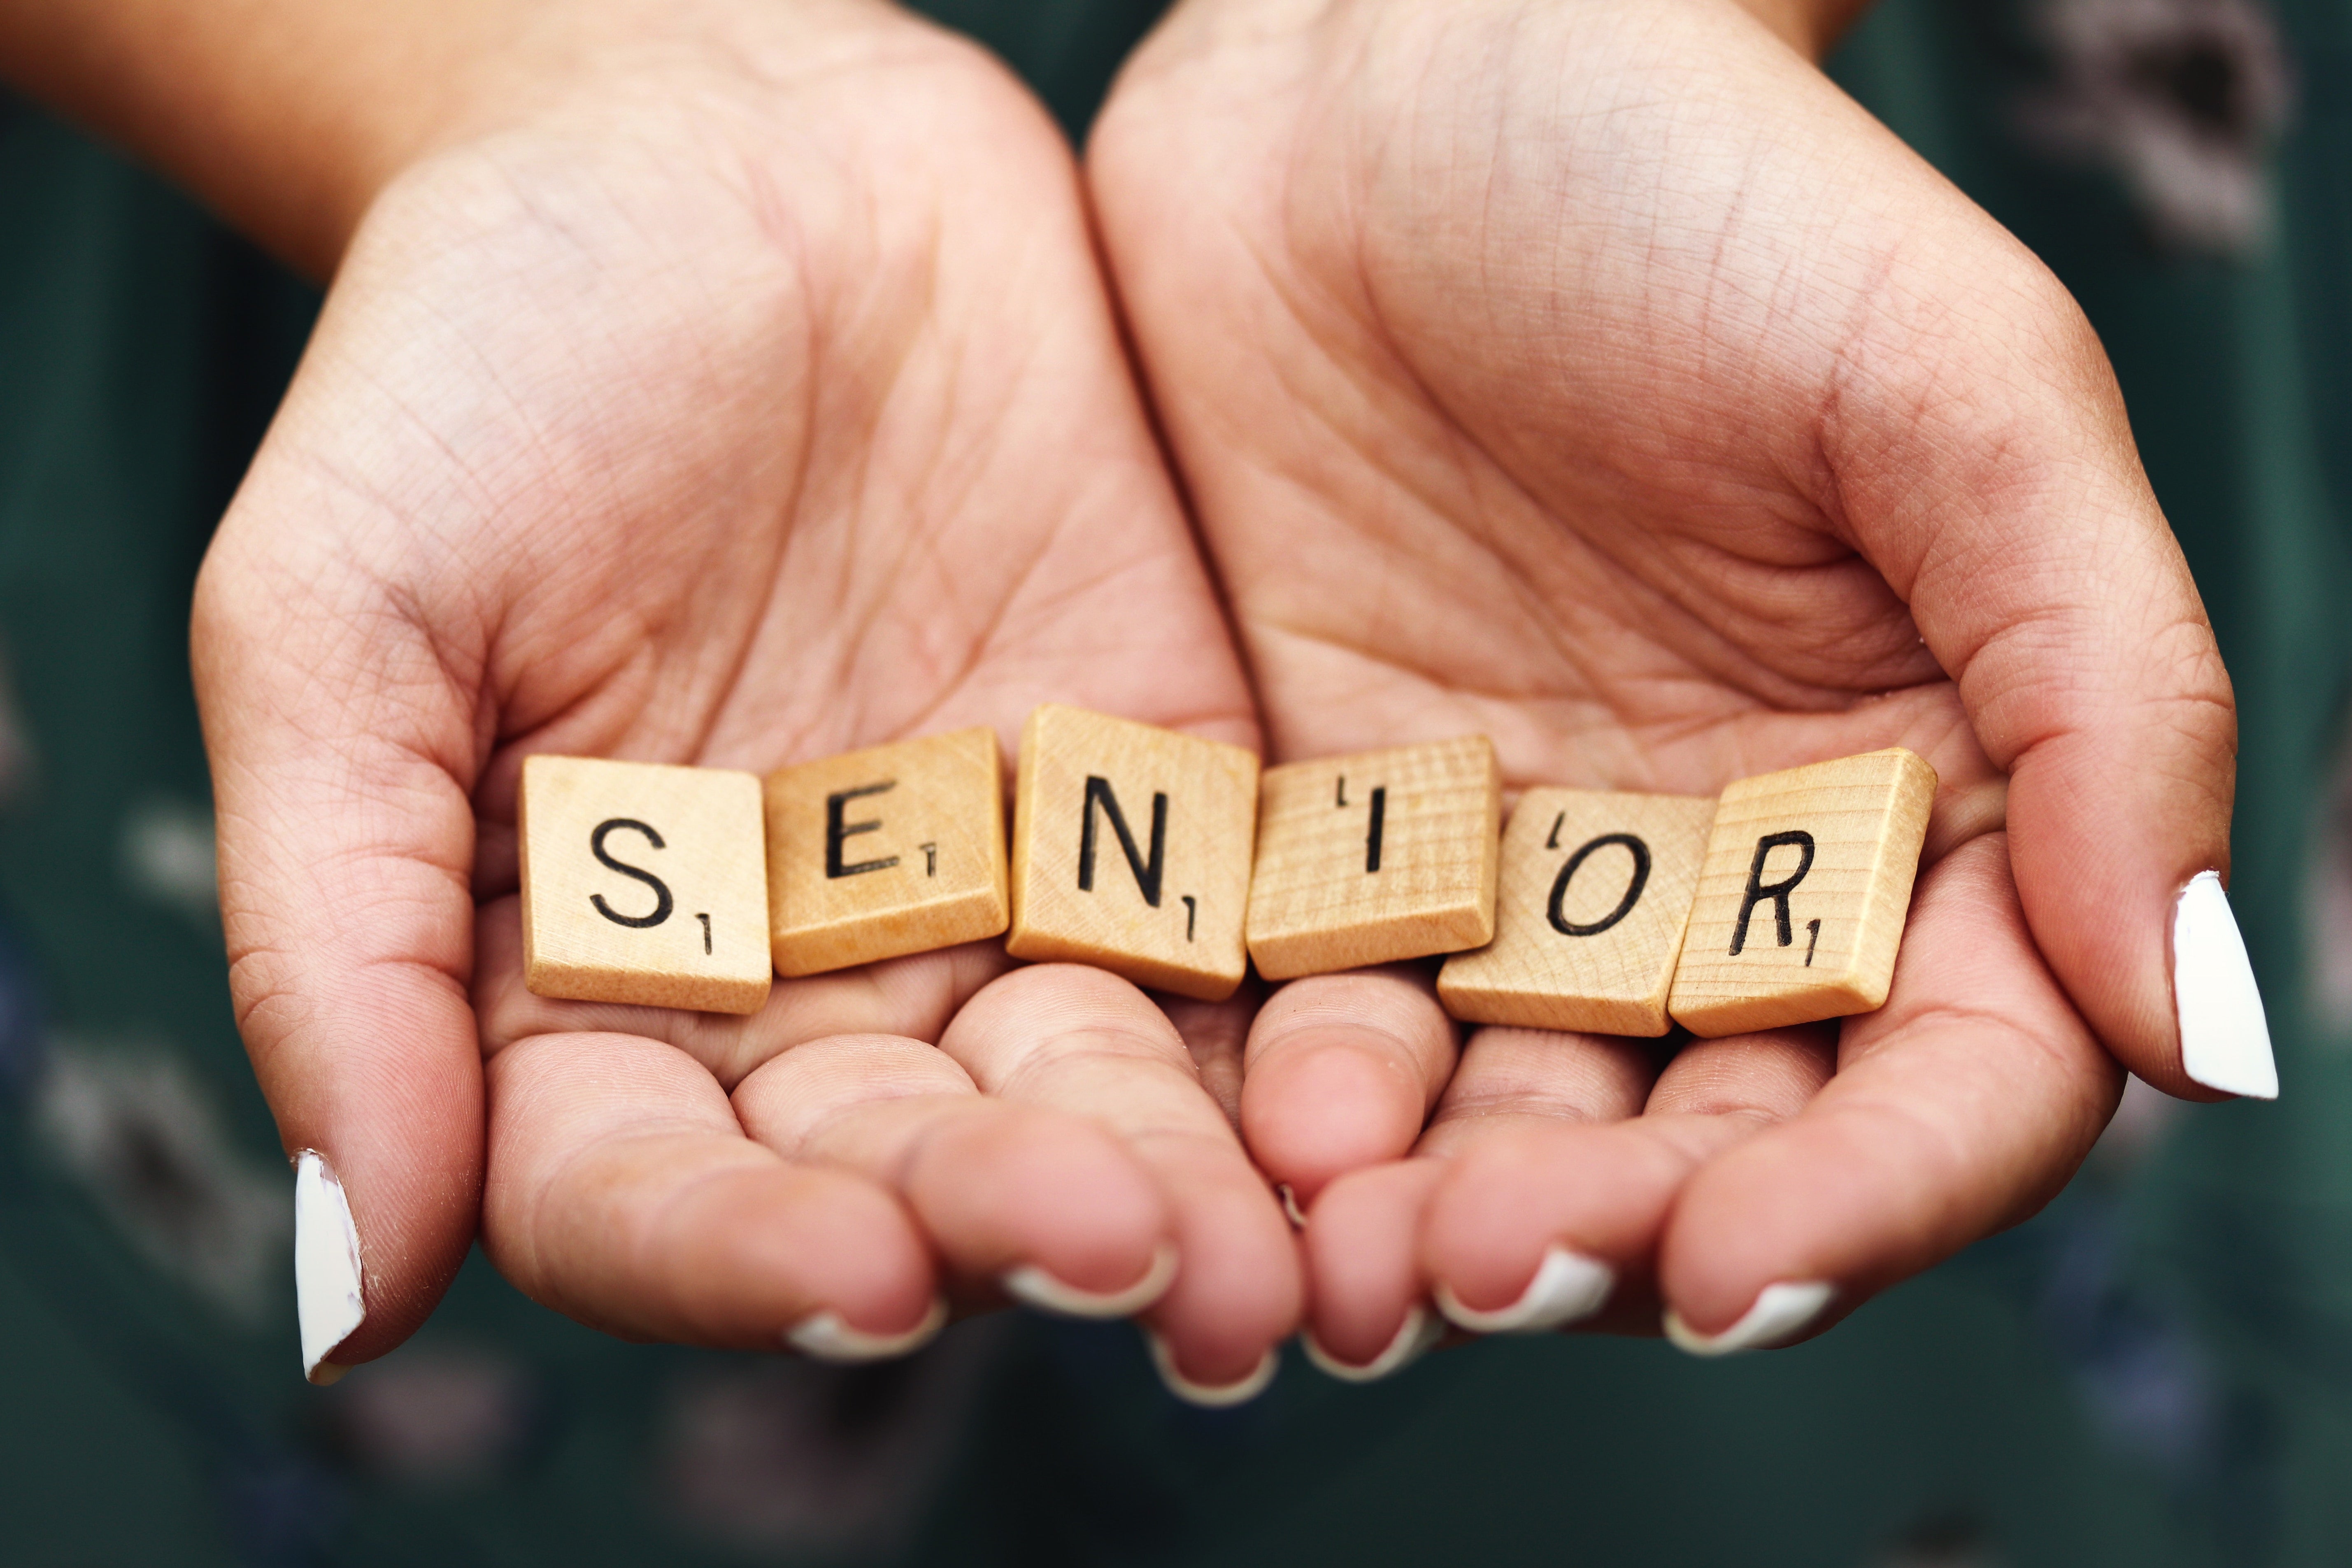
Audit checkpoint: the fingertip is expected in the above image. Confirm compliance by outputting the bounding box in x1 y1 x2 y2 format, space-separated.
1419 1126 1670 1327
1301 1159 1442 1366
1432 1245 1615 1336
1139 1148 1304 1381
693 1163 943 1346
1003 1240 1179 1319
1241 1033 1430 1198
1239 968 1455 1198
903 1103 1175 1300
1145 1328 1281 1407
1661 1280 1838 1356
2001 697 2245 1100
295 1150 365 1382
1302 1303 1445 1382
2173 870 2278 1100
279 978 483 1369
787 1296 949 1363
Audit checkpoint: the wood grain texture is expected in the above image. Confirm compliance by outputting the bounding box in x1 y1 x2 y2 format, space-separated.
1006 705 1259 1001
1245 737 1501 981
1666 748 1938 1037
1438 788 1715 1035
520 755 772 1014
763 727 1009 977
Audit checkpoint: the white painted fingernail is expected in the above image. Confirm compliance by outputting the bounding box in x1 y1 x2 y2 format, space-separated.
294 1150 365 1385
1301 1303 1445 1383
1145 1330 1280 1407
2175 871 2278 1099
1003 1241 1178 1319
786 1297 947 1363
1276 1183 1307 1229
1663 1281 1833 1356
1435 1246 1615 1334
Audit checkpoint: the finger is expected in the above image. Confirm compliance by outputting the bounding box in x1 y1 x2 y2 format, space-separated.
475 894 1011 1086
1299 1159 1447 1378
1238 966 1458 1204
484 894 1168 1324
1816 195 2251 1099
942 965 1302 1397
732 1033 1174 1313
484 1031 942 1356
1419 1025 1829 1338
1302 1025 1658 1366
1658 834 2123 1352
193 517 483 1382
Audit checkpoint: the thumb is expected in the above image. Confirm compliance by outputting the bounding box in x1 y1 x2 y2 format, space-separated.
1833 205 2264 1102
194 475 487 1382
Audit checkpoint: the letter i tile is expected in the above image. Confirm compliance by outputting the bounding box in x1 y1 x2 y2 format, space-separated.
1246 736 1501 981
520 754 773 1014
1666 749 1938 1037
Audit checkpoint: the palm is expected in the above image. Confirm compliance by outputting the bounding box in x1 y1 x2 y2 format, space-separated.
196 7 1293 1382
1090 0 2185 1361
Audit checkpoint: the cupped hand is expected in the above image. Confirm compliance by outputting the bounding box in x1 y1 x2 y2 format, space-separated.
1089 0 2236 1365
193 0 1295 1385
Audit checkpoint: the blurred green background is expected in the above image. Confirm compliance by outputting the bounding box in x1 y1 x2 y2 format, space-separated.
2 0 2346 1561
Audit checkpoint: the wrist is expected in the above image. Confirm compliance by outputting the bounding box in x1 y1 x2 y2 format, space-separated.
0 0 914 277
1726 0 1877 59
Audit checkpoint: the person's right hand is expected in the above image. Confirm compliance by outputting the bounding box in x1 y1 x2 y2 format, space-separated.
1088 0 2262 1370
189 0 1297 1389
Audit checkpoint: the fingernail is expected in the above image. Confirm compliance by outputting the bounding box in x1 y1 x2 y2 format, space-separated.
1435 1246 1615 1334
1301 1303 1445 1383
1003 1241 1178 1320
1276 1183 1307 1229
293 1150 365 1385
1145 1329 1281 1407
1663 1281 1833 1356
2174 871 2278 1099
786 1297 948 1363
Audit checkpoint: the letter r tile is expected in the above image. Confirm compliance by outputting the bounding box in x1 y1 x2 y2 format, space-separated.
520 755 773 1014
1006 705 1259 1001
1439 788 1714 1036
1246 736 1501 981
1666 748 1938 1037
763 727 1010 977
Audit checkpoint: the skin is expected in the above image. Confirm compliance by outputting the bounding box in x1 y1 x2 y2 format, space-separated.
1086 0 2233 1361
0 0 2241 1381
131 0 1296 1384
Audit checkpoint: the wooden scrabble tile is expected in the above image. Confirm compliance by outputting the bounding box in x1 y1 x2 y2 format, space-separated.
1245 737 1501 981
1666 748 1938 1037
1006 705 1259 1001
519 755 772 1014
763 727 1009 977
1437 788 1715 1036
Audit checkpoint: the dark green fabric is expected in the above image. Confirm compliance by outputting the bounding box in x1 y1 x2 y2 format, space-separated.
0 0 2346 1561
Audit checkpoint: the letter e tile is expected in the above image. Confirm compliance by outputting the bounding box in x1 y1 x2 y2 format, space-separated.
1247 737 1501 981
1439 788 1714 1036
1006 705 1259 1001
520 755 773 1014
1666 749 1938 1037
763 727 1010 977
